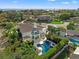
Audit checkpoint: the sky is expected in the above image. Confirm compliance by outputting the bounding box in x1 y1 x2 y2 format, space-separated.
0 0 79 9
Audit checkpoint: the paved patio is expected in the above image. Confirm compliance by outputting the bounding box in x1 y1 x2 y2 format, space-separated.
74 47 79 55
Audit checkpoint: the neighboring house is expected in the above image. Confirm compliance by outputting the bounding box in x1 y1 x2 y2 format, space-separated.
70 17 79 21
75 23 79 26
74 23 79 28
70 54 79 59
58 30 79 37
69 47 79 59
66 30 79 36
36 15 52 22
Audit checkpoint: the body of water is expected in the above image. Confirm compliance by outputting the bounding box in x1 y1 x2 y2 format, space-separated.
70 37 79 45
37 40 55 54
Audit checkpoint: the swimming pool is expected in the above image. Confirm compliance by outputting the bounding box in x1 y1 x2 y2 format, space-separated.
70 37 79 45
37 40 55 54
42 40 51 53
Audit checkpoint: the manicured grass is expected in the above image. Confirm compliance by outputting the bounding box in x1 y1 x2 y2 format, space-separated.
50 21 64 24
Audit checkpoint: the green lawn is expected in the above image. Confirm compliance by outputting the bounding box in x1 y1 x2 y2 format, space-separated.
50 21 64 24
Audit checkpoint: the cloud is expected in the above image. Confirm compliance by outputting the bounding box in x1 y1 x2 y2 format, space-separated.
61 0 78 5
48 0 56 2
13 1 18 3
61 2 69 4
72 0 78 4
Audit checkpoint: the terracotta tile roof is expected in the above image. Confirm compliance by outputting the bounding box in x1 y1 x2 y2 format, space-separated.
19 23 43 33
19 23 33 33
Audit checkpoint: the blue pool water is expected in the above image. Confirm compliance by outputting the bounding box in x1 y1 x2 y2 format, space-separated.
70 37 79 45
42 40 51 53
37 40 55 54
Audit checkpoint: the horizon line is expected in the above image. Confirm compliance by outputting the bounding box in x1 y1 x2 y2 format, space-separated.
0 8 78 10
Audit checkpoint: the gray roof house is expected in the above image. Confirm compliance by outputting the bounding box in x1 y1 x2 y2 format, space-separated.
36 15 52 22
